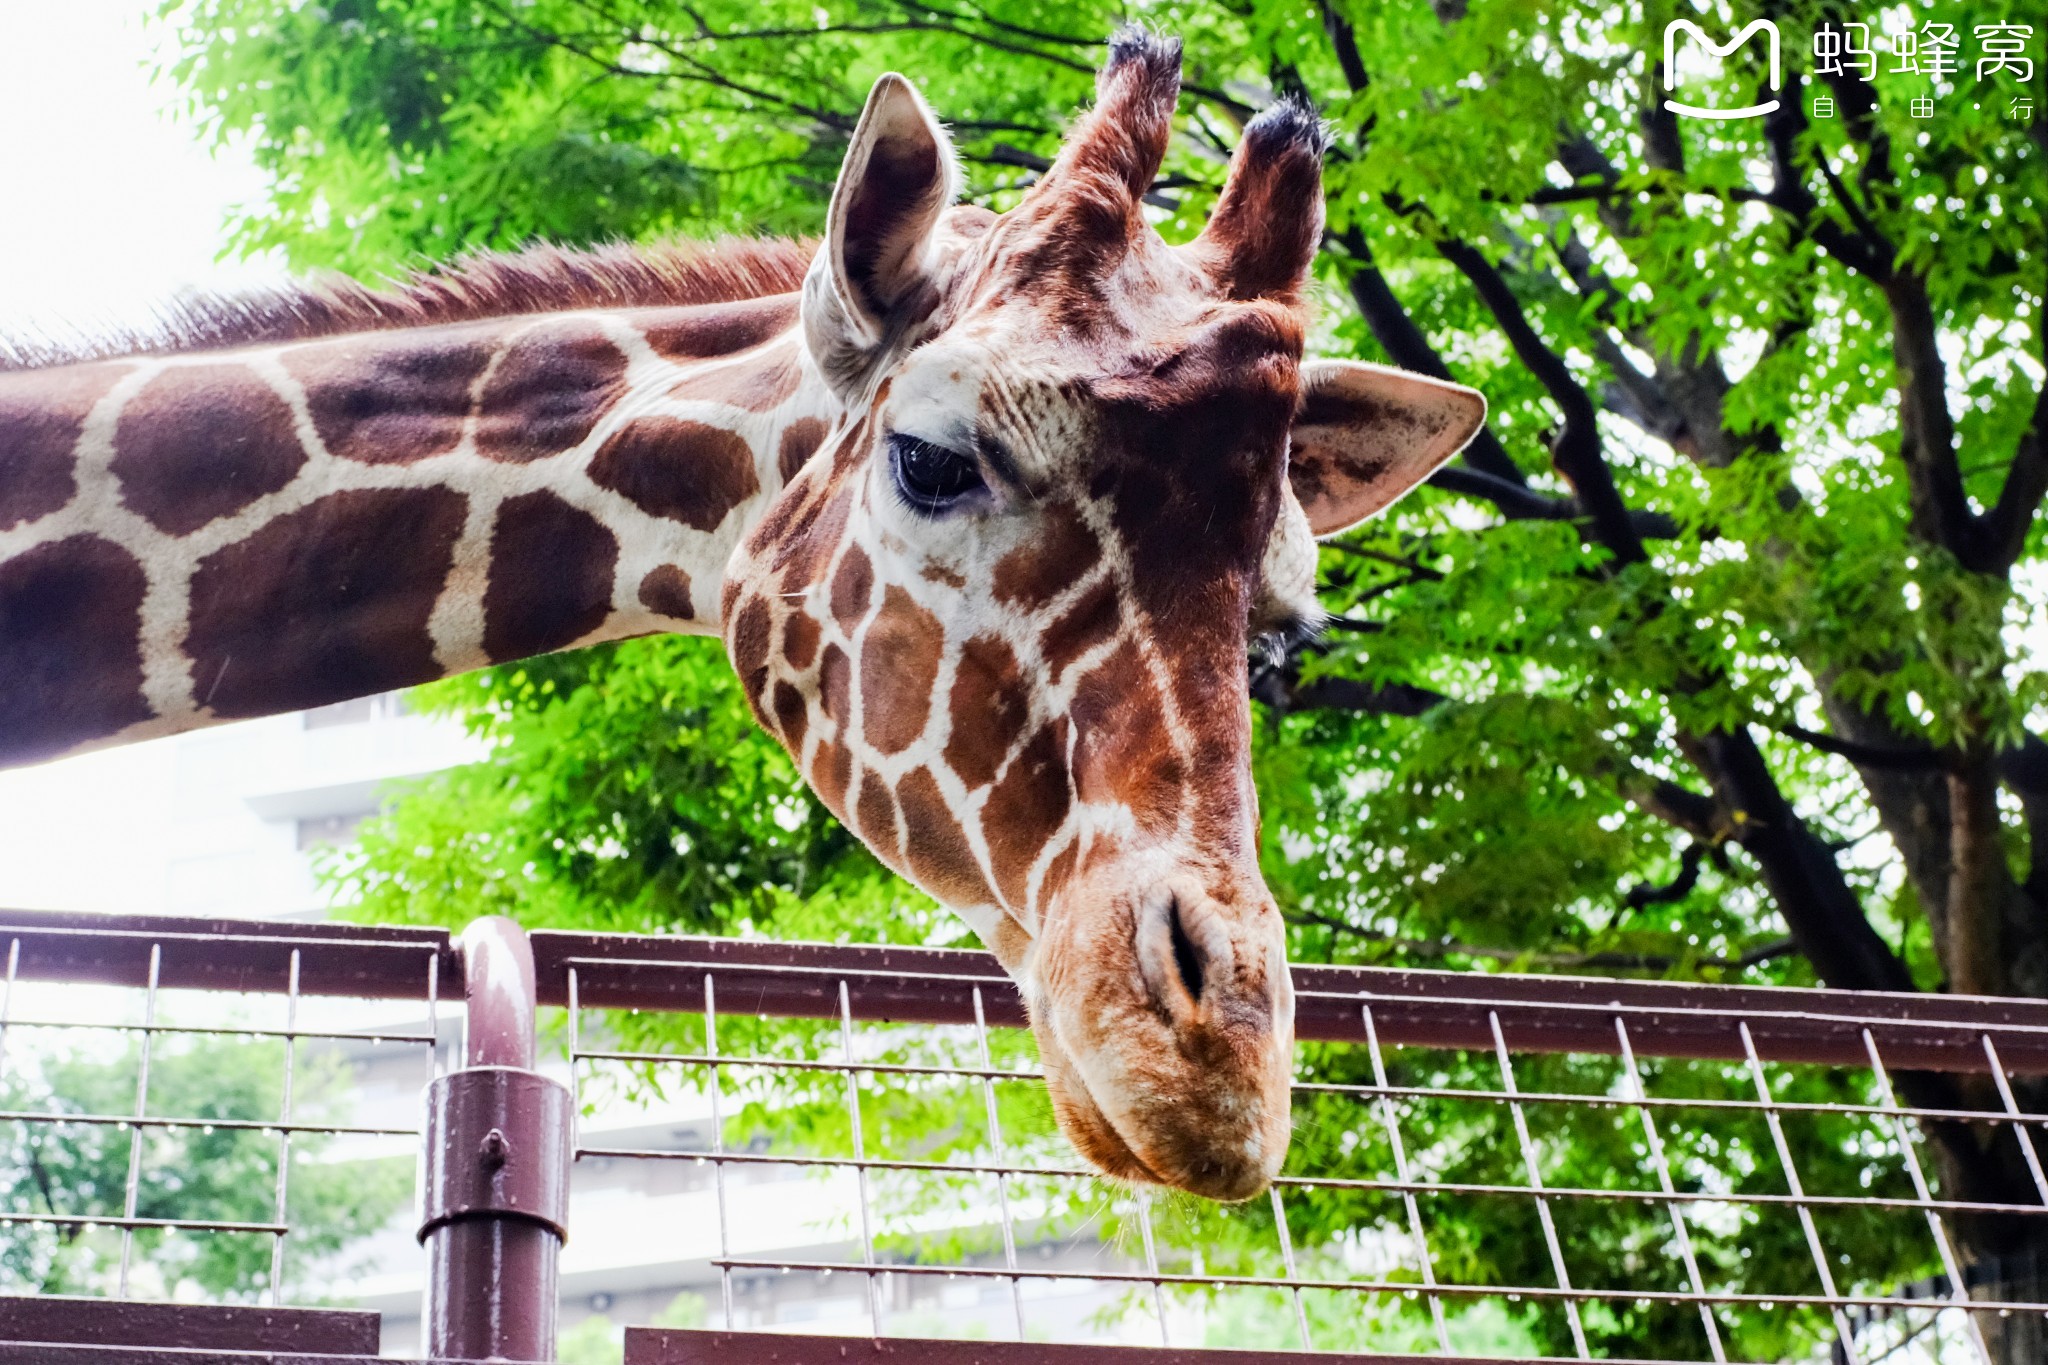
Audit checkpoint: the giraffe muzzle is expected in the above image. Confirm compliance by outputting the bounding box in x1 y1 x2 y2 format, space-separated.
1029 873 1296 1202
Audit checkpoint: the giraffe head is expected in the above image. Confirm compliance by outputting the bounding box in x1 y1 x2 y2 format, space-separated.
724 32 1484 1200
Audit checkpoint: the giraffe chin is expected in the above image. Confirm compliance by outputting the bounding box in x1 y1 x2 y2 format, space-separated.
1024 878 1295 1203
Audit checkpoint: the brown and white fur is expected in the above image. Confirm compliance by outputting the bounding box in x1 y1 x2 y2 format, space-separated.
0 32 1483 1200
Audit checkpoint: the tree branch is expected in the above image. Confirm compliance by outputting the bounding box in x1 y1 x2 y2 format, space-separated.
1256 671 1448 719
1424 464 1681 539
1694 728 1919 993
1999 735 2048 909
1431 234 1646 565
1757 71 1894 280
1884 273 1976 561
1623 841 1708 909
1979 372 2048 572
1778 722 1948 772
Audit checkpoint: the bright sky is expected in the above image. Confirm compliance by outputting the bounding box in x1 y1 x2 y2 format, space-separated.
0 1 286 914
0 0 285 335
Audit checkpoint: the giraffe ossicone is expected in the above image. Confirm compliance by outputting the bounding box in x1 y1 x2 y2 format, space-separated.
0 30 1484 1200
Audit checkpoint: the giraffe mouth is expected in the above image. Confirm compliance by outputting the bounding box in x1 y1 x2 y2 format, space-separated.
1033 1004 1281 1202
1033 1017 1173 1189
1026 890 1293 1206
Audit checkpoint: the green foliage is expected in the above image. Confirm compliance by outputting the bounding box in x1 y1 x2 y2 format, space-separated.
0 1037 407 1300
558 1291 707 1365
323 634 954 947
166 0 2047 1357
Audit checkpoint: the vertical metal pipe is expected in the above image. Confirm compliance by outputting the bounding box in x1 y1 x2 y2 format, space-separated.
418 917 570 1363
461 916 538 1069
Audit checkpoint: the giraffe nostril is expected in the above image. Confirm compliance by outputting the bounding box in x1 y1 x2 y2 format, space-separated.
1168 896 1205 1004
1136 882 1236 1021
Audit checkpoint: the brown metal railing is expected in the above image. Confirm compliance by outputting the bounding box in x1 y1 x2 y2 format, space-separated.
1 908 2045 1363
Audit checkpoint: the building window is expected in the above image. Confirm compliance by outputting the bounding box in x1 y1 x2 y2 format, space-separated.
303 693 410 729
296 812 370 851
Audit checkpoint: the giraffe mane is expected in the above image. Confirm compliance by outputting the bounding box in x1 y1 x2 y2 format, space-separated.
0 236 819 373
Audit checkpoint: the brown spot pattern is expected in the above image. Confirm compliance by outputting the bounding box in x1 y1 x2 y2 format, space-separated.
476 325 631 462
1039 840 1079 908
777 417 828 484
829 544 874 634
112 366 306 535
185 488 467 718
993 501 1100 607
897 766 995 907
290 331 492 465
856 769 901 862
642 296 800 360
944 634 1029 790
638 565 694 621
771 680 808 750
729 595 773 715
591 418 758 531
781 612 820 671
812 740 853 813
0 535 151 765
981 723 1071 908
483 491 620 662
0 365 117 531
1040 577 1122 676
859 586 942 755
1072 640 1182 835
818 643 852 725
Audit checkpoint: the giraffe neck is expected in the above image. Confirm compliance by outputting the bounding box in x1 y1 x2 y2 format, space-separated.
0 293 838 768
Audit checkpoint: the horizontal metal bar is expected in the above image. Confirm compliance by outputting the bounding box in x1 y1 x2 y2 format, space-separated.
575 1048 2048 1129
549 949 1025 1028
574 1145 2048 1218
0 1212 286 1235
0 1350 398 1365
1298 1078 2048 1127
534 933 2048 1073
709 1257 2048 1317
575 1047 1024 1081
0 1108 417 1140
0 1016 437 1048
625 1328 1693 1365
0 1294 379 1354
0 911 451 1001
13 916 2042 1071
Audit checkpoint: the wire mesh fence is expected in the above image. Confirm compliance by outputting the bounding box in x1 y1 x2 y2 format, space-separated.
544 934 2048 1365
0 911 446 1341
3 910 2047 1364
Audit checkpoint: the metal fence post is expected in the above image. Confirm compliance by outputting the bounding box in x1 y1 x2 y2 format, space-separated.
418 917 571 1361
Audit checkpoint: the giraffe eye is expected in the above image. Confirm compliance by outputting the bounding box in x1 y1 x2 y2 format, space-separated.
888 432 985 513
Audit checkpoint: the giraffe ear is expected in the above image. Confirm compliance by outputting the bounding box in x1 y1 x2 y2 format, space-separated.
1288 360 1487 537
803 73 958 391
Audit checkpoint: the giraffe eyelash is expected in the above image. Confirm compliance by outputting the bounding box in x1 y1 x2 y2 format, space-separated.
887 431 989 515
1253 611 1323 665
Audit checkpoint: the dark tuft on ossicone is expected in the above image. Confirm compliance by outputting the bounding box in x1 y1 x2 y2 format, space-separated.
1106 24 1183 78
1241 95 1329 158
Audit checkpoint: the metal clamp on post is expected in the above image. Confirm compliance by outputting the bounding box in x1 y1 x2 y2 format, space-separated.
418 1067 572 1241
417 917 572 1363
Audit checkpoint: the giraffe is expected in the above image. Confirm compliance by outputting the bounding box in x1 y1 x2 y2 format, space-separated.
0 31 1484 1200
